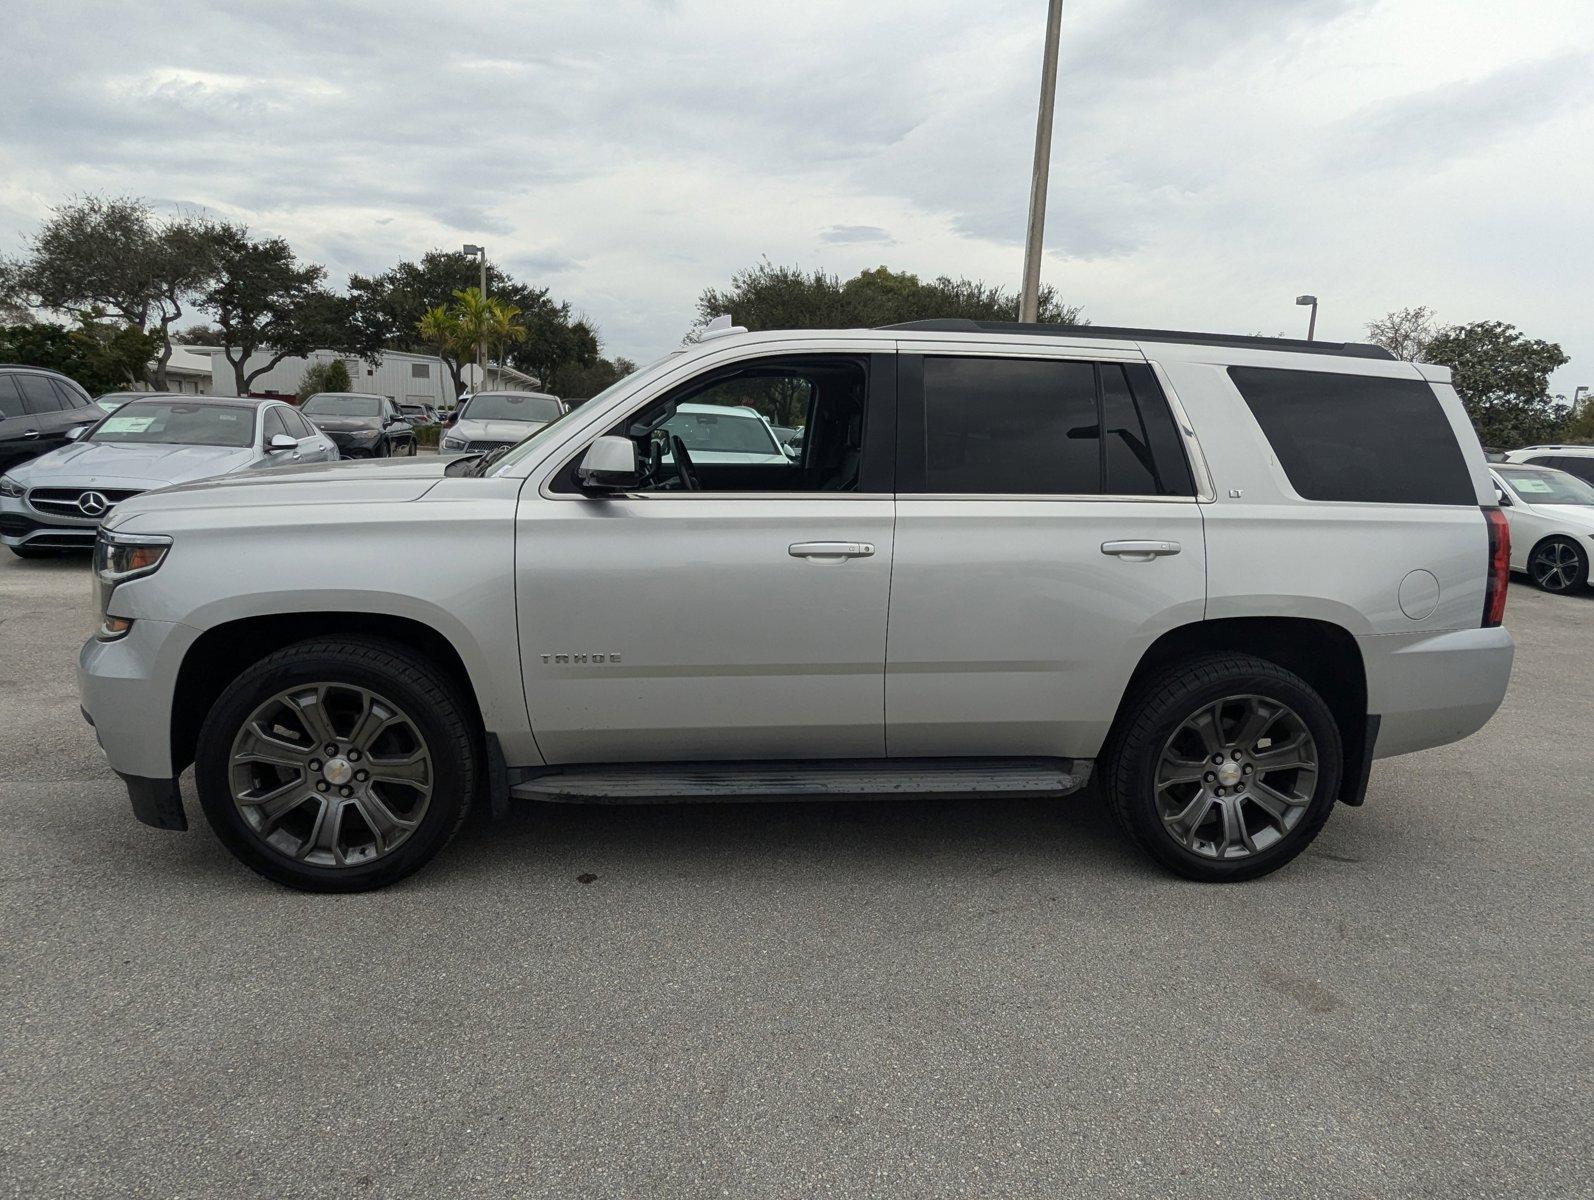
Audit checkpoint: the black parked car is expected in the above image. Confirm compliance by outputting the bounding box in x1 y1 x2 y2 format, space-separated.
0 365 98 475
299 392 418 457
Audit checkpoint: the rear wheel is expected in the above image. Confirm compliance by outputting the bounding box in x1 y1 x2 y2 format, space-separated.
1107 654 1342 881
1529 536 1588 594
194 638 477 892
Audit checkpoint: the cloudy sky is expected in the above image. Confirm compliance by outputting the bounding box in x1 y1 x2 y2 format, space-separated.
2 0 1589 393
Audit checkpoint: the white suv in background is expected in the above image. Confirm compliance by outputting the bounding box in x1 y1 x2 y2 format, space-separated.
1502 445 1594 487
78 320 1514 891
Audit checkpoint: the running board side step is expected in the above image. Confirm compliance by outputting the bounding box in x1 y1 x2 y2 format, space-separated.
509 757 1092 805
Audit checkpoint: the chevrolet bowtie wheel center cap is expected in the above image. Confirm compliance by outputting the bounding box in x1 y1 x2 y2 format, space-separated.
322 757 354 786
1216 761 1243 788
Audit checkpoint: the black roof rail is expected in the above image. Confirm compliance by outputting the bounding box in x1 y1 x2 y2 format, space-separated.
878 319 1397 361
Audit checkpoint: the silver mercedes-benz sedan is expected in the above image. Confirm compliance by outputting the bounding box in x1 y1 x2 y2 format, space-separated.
0 396 337 557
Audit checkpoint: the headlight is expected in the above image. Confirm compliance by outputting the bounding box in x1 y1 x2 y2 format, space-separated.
0 474 22 499
347 428 380 442
442 435 466 449
93 530 172 640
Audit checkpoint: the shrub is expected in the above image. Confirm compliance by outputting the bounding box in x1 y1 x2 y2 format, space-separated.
295 359 353 401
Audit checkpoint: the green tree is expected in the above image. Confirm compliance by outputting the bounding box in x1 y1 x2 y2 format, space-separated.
295 359 353 401
695 261 1085 334
1562 392 1594 443
0 317 159 395
417 304 469 397
198 224 374 395
0 196 223 390
350 250 595 391
1423 321 1570 448
547 355 639 401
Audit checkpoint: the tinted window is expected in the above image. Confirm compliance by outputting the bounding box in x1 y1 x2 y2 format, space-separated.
1228 367 1474 505
303 394 382 417
1546 456 1594 485
16 375 64 414
921 357 1099 494
50 379 87 408
1103 364 1195 496
262 407 291 442
287 408 318 438
465 393 564 423
0 376 22 419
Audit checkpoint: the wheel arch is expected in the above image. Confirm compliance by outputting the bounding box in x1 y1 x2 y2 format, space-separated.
1113 616 1373 806
170 612 486 776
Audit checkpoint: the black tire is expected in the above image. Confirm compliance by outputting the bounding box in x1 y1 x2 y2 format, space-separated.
8 544 61 559
1528 536 1589 594
194 637 478 892
374 438 390 458
1106 653 1343 882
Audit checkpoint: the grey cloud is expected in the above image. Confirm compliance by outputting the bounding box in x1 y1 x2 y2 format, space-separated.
820 225 894 245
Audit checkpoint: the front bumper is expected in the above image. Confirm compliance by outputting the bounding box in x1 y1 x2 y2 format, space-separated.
0 496 101 549
326 432 384 457
1361 625 1514 758
79 617 200 793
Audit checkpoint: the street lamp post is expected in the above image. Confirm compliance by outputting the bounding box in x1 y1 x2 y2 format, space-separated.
463 244 487 392
1019 0 1066 324
1296 294 1318 342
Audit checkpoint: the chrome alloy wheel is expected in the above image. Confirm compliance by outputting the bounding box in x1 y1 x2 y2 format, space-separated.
1155 694 1319 860
1531 541 1581 592
228 683 434 867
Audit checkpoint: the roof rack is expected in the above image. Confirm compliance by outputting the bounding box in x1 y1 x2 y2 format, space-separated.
878 319 1396 361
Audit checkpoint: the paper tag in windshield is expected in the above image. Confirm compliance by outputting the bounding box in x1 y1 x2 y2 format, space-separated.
101 416 156 433
1513 478 1555 494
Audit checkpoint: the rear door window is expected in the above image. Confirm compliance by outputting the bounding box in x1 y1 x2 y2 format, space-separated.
262 407 291 443
1548 456 1594 485
17 375 64 414
0 376 23 419
50 378 88 409
1228 367 1475 505
900 356 1194 496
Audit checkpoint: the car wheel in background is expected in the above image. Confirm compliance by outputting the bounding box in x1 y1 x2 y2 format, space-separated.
1528 537 1589 594
374 439 390 458
1106 653 1343 882
193 637 478 892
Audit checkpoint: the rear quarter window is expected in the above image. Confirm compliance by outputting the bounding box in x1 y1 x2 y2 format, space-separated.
1228 367 1475 505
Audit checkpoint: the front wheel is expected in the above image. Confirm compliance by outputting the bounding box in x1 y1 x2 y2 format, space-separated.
1529 536 1588 594
194 638 478 892
1106 654 1343 882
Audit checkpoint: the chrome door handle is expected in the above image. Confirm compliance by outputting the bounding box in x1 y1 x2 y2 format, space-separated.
789 541 876 560
21 429 39 439
1101 539 1181 560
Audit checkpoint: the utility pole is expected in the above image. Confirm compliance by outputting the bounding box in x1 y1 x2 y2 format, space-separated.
1019 0 1065 324
463 243 487 392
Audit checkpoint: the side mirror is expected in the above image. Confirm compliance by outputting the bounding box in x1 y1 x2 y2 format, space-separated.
269 433 298 451
577 436 642 492
1494 487 1512 507
66 424 89 441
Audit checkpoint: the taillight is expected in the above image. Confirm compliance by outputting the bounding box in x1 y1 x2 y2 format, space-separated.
1483 508 1510 627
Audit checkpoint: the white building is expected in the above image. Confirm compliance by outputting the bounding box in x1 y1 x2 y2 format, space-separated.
196 347 539 407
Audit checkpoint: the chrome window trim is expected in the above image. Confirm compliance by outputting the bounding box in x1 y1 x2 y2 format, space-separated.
1143 359 1216 503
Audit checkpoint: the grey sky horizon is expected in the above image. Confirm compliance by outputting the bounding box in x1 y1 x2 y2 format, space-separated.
1 0 1589 396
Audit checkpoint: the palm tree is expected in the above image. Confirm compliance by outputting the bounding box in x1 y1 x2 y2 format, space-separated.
484 298 527 383
417 303 468 400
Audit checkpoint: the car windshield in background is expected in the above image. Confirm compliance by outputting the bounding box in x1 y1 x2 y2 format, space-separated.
303 394 382 417
89 402 255 448
1500 467 1594 506
467 394 563 423
662 407 782 454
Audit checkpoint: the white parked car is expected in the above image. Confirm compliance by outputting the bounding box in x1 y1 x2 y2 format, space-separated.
1 396 336 557
1489 464 1594 593
439 391 565 458
1501 445 1594 488
657 402 794 466
79 320 1513 891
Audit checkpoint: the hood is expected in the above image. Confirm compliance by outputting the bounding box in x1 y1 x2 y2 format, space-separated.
452 417 546 443
1526 503 1594 532
8 440 255 488
103 455 450 527
306 415 382 433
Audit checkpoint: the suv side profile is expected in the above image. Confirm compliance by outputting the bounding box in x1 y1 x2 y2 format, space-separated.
79 321 1514 891
1502 445 1594 488
0 365 97 475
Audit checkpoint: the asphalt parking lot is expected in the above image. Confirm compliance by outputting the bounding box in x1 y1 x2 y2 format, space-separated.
2 553 1589 1200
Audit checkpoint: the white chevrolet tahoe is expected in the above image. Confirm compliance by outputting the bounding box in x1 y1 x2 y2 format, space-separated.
78 320 1515 892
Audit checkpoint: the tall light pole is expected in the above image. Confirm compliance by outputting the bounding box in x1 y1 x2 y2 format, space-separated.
463 243 487 392
1019 0 1065 323
1296 294 1318 342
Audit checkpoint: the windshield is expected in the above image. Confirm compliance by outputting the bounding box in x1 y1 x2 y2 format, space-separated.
303 394 382 417
487 358 659 475
89 402 256 448
662 406 782 455
1499 467 1594 506
465 393 563 423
